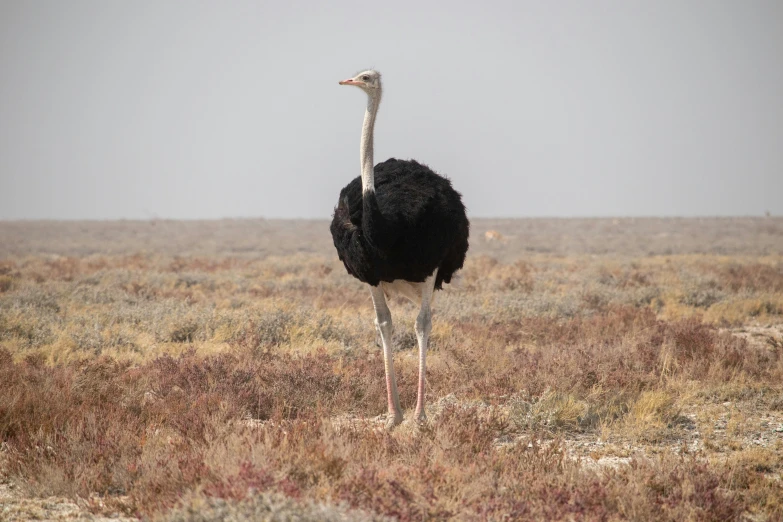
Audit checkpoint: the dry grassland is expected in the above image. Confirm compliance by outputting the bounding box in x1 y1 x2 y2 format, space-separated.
1 217 782 521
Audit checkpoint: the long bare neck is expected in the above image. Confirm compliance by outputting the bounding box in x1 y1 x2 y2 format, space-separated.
360 93 381 193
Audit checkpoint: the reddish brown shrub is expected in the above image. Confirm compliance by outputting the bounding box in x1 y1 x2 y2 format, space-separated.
719 263 783 293
203 462 276 501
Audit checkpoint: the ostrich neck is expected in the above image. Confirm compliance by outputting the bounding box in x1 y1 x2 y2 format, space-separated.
360 94 380 193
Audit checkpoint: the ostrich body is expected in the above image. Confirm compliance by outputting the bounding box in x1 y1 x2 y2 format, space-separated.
330 70 469 428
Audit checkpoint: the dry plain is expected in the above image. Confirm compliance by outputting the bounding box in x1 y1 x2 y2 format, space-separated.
1 217 783 521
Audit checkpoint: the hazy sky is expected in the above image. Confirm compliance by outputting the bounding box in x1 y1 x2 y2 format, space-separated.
1 1 781 220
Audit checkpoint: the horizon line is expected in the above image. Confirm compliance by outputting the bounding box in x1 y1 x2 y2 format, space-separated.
0 214 779 224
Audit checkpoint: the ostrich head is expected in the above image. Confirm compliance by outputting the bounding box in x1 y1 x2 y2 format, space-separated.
339 69 382 96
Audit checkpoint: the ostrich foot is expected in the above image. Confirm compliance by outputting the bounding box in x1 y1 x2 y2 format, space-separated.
414 411 428 426
385 411 403 430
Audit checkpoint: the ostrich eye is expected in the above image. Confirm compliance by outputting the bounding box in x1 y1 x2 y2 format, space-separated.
361 75 370 81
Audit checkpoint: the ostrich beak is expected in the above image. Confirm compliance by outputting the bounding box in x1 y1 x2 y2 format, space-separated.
339 78 364 86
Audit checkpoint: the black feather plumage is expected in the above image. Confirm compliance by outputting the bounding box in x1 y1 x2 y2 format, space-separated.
330 158 470 290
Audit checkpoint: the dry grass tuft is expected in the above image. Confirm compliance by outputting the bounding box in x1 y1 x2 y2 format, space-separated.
625 390 678 441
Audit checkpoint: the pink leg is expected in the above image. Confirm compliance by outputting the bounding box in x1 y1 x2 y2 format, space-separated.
414 271 437 423
370 286 403 429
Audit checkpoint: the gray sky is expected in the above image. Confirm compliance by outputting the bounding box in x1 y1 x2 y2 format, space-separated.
1 1 781 220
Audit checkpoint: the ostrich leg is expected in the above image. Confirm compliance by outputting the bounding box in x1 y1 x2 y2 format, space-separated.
370 286 403 429
414 270 438 423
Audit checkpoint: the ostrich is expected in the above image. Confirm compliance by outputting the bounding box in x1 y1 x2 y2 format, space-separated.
330 70 470 428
